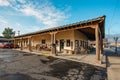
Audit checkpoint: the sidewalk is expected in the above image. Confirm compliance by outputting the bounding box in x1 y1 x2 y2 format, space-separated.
104 48 120 80
107 56 120 80
54 54 106 68
14 49 106 68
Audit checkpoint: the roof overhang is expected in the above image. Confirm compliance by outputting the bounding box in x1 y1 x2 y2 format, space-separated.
14 15 106 40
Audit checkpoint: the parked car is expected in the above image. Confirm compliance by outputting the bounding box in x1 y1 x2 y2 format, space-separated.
3 42 10 48
0 43 4 48
0 42 19 48
0 42 10 48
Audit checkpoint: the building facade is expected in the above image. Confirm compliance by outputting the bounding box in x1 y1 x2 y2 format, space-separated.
13 16 105 63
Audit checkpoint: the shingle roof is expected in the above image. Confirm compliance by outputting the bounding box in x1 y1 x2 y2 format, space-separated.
15 15 105 38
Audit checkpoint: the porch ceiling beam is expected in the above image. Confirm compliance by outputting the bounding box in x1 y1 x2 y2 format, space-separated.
48 25 96 33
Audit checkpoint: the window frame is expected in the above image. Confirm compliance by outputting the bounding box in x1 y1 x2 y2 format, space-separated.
41 39 46 44
66 39 71 47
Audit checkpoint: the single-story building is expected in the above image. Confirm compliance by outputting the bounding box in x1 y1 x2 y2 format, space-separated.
13 15 105 63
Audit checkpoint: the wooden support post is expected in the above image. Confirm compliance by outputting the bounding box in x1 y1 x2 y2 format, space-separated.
18 40 20 48
53 33 57 55
51 33 53 54
100 33 103 55
98 27 103 63
53 33 56 44
28 37 32 52
95 26 101 63
23 40 25 48
24 39 26 48
20 38 23 50
50 32 57 55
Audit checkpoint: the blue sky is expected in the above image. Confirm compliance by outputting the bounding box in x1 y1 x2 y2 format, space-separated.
0 0 120 36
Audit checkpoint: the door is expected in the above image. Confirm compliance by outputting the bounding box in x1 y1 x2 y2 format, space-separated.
60 39 64 52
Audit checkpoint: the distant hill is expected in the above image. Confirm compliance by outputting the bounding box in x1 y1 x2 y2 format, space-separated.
105 34 120 42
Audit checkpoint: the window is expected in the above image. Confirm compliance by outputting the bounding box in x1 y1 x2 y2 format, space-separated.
82 41 85 48
81 40 84 47
41 39 46 44
75 40 79 47
66 39 70 47
79 40 82 46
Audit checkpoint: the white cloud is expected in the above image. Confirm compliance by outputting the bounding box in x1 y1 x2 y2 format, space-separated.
0 0 69 27
0 0 70 36
0 19 41 36
0 18 8 24
0 16 41 36
14 1 67 27
0 17 9 36
19 5 66 27
0 0 10 6
14 23 41 35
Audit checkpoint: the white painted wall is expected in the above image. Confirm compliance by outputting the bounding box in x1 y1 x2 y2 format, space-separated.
20 29 88 52
56 30 74 52
31 33 51 48
55 29 88 52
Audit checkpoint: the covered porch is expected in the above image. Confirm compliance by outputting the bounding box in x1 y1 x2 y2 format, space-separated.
13 16 105 63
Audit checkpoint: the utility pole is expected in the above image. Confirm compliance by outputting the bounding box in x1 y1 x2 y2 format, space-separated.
113 36 119 54
18 31 20 36
108 28 110 46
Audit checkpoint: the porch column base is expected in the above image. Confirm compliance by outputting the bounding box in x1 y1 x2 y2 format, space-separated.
96 60 102 64
96 53 103 64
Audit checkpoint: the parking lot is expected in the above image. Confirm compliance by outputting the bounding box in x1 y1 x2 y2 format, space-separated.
0 49 106 80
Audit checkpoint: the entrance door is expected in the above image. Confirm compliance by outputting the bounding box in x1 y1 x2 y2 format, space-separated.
60 39 64 52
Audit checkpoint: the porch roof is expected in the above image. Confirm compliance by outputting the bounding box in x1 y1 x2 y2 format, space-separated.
14 15 105 39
